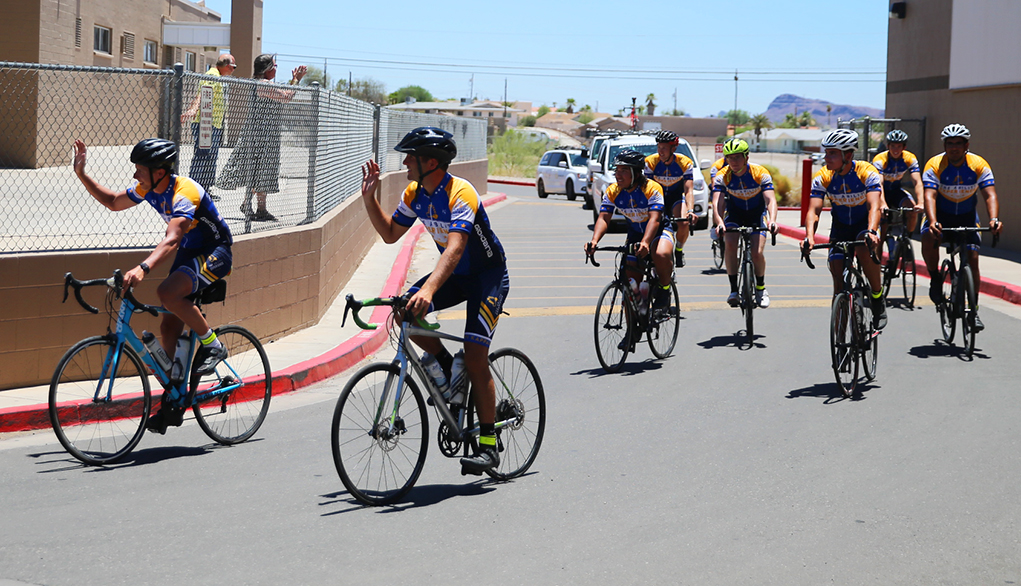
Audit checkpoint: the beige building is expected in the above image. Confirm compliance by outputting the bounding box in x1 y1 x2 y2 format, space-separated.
886 0 1019 251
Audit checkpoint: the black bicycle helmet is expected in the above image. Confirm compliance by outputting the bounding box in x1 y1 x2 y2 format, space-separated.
614 149 647 169
655 130 678 143
130 138 177 169
394 126 457 163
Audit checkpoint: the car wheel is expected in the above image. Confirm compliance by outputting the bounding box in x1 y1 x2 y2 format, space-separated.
566 179 577 201
537 179 548 199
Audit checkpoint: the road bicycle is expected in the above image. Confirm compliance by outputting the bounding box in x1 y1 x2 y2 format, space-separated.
932 226 996 358
49 270 272 465
802 240 881 398
880 207 918 307
722 225 776 347
711 229 725 270
586 236 681 373
331 294 546 506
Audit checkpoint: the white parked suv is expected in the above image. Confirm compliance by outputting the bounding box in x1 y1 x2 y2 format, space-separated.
587 133 712 228
536 147 589 201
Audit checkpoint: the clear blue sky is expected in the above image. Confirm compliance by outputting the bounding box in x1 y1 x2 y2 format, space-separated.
202 0 889 117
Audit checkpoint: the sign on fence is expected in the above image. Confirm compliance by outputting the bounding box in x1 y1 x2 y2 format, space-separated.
714 143 723 158
198 85 213 150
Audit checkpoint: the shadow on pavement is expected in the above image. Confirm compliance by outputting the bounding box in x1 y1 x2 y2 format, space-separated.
786 381 879 403
697 332 767 350
31 439 254 472
318 474 540 515
908 339 990 361
572 358 666 378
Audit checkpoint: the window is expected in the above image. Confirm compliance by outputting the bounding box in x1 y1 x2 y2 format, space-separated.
75 18 82 48
93 25 112 54
185 51 196 72
144 40 158 64
121 32 135 59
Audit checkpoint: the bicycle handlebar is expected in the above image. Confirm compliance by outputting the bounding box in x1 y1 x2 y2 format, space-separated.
341 293 440 331
62 270 159 316
584 243 636 268
930 225 998 249
722 225 777 247
800 239 880 270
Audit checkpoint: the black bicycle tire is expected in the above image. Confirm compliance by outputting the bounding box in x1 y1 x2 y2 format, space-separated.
648 280 680 359
49 336 151 465
742 248 755 345
858 292 878 381
939 260 956 343
463 348 546 480
960 265 977 358
830 293 858 398
593 281 632 372
901 243 916 308
331 362 429 506
712 238 725 270
192 325 272 445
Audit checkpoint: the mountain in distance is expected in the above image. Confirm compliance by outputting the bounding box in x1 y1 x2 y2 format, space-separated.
761 94 884 127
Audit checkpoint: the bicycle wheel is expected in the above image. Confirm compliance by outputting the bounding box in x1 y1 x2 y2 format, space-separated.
593 281 633 372
959 265 977 358
711 238 724 270
741 252 755 345
830 294 858 398
648 280 680 358
49 336 151 465
900 243 916 308
331 362 428 505
881 239 896 304
464 348 546 480
856 293 878 381
192 325 272 445
938 260 956 343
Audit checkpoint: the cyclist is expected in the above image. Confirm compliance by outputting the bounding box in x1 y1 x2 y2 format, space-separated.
72 138 233 433
872 129 924 262
803 128 888 330
920 123 1002 331
708 138 737 247
360 127 508 475
711 139 778 308
586 149 675 313
644 130 696 267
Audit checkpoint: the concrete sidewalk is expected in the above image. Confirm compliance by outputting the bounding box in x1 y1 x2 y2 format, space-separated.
0 194 506 434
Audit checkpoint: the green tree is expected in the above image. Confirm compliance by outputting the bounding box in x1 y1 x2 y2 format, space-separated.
581 104 592 112
537 105 550 117
300 66 330 88
778 113 799 129
576 112 595 124
646 93 656 116
565 98 576 114
519 115 537 127
669 108 686 116
750 113 772 150
336 77 388 104
387 85 434 104
798 110 817 127
725 109 751 126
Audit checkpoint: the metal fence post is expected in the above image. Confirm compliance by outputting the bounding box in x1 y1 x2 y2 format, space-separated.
171 63 184 173
372 104 381 168
301 81 320 225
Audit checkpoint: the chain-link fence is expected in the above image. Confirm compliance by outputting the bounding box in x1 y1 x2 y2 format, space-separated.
837 116 927 165
0 61 487 253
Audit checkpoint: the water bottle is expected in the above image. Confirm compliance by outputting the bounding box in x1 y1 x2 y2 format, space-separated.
629 278 639 297
638 282 650 315
448 350 466 406
421 352 449 394
142 330 171 373
170 334 190 383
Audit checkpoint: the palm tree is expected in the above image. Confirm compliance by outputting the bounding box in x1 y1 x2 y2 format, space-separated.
750 113 772 151
798 110 817 128
565 98 576 114
646 93 656 116
826 104 832 127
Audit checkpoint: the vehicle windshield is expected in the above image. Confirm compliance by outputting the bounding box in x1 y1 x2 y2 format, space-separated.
569 153 588 166
675 143 695 161
606 143 657 170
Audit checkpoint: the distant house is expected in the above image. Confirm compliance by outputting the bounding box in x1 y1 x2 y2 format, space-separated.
387 98 524 131
534 111 584 136
736 127 829 153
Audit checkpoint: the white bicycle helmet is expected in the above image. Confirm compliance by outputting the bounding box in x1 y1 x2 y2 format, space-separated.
821 129 859 152
886 129 908 143
941 123 970 140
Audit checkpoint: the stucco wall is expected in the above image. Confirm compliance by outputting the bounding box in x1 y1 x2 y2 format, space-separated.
0 158 488 390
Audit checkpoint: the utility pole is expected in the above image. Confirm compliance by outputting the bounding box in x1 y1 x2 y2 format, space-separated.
503 78 507 119
323 58 328 89
734 69 738 115
673 87 677 115
469 74 474 101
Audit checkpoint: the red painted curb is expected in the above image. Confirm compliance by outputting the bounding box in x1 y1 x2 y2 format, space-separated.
1 195 508 434
489 178 535 187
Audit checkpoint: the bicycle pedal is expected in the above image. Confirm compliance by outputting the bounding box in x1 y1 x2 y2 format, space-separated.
461 465 483 477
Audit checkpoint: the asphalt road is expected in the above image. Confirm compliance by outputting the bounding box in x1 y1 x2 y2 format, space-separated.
2 183 1020 585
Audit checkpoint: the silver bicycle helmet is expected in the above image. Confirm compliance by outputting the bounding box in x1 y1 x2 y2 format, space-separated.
940 123 970 140
821 129 859 152
886 129 908 143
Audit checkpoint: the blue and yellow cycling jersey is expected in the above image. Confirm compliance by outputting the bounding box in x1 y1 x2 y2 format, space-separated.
600 179 665 240
713 163 774 213
709 157 726 184
127 175 232 250
811 161 883 226
922 152 995 216
393 174 506 275
644 153 693 201
872 149 920 191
